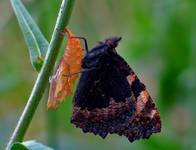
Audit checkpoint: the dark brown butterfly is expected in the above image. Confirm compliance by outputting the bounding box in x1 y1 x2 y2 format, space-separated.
71 37 161 142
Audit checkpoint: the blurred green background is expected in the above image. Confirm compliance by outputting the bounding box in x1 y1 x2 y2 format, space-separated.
0 0 196 149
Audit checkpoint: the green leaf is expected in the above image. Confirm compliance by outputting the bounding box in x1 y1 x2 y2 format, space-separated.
10 141 54 150
11 0 49 72
10 142 29 150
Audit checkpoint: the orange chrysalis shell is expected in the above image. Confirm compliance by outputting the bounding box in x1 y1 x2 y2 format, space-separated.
47 28 83 110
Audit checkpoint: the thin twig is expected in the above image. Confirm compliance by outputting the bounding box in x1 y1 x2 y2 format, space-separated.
6 0 75 149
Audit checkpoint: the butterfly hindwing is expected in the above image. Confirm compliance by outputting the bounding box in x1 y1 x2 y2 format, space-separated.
71 37 161 142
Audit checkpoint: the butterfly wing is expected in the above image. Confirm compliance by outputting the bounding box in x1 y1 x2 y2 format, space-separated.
71 48 161 142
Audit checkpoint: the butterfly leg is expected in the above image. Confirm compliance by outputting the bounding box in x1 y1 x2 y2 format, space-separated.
71 36 89 53
63 67 95 77
56 28 89 52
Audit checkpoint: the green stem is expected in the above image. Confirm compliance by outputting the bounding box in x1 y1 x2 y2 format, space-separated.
47 108 59 149
6 0 75 149
46 86 59 149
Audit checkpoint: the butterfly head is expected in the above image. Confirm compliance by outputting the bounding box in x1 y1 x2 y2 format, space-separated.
82 37 122 69
104 37 122 49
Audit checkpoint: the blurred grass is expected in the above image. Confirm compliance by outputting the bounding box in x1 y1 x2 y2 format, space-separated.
0 0 196 149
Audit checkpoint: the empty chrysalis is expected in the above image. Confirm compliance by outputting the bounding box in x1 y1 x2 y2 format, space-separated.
47 28 83 110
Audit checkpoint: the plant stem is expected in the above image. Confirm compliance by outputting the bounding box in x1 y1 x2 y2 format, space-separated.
6 0 75 149
45 87 59 149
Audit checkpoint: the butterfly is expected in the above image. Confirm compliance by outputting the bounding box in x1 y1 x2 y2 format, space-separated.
71 37 161 142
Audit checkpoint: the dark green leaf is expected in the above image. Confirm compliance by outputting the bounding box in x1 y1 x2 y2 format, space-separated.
10 142 29 150
11 0 49 72
10 141 54 150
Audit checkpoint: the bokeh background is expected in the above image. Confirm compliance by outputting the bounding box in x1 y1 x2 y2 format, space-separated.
0 0 196 149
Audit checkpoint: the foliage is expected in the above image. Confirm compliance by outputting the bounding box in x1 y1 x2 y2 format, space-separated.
11 0 49 72
10 140 54 150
